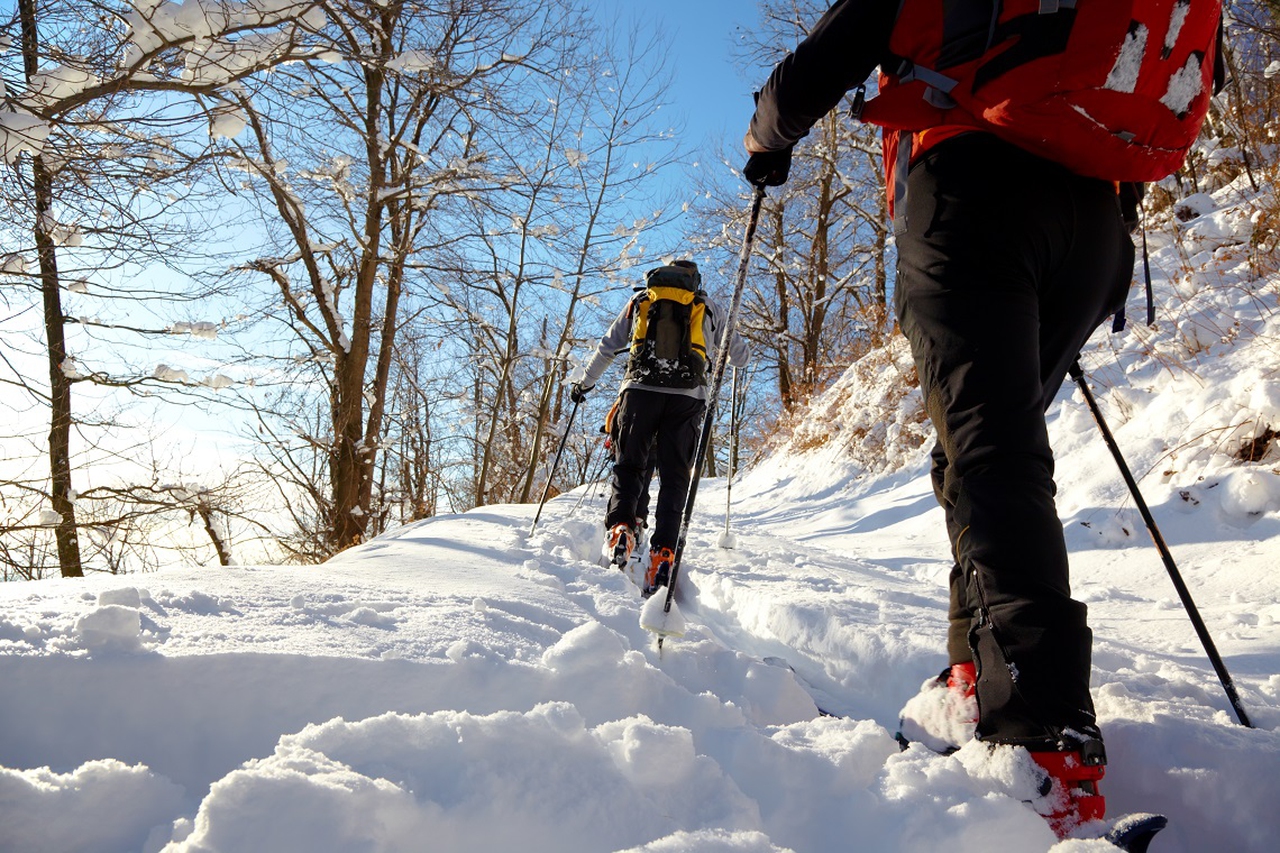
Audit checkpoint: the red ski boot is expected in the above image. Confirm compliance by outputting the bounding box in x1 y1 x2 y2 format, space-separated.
1029 746 1107 839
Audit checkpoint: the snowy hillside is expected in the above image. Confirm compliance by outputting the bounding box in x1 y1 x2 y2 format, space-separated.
3 175 1280 853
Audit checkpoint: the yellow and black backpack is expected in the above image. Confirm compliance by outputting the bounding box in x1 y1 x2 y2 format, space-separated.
624 261 707 390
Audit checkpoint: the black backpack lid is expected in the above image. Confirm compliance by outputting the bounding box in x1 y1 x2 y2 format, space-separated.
644 261 701 292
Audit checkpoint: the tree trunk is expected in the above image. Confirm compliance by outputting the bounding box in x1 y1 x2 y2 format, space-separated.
519 318 558 504
361 250 406 531
476 295 522 507
22 0 82 577
803 159 834 393
196 500 233 566
870 149 890 346
517 193 605 504
328 32 392 553
1219 39 1260 193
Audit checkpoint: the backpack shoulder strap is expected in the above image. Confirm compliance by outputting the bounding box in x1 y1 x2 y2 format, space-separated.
1214 19 1226 95
625 291 647 317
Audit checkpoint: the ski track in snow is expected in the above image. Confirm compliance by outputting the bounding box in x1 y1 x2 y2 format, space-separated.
1 477 1277 853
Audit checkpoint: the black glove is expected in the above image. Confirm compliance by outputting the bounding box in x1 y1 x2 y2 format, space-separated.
743 145 793 187
569 382 591 404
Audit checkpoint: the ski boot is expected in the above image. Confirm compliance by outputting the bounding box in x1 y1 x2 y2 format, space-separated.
629 517 649 567
642 546 674 598
605 523 637 569
894 661 978 753
1028 737 1107 839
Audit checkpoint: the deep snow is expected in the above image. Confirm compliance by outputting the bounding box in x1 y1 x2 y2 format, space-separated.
3 179 1280 852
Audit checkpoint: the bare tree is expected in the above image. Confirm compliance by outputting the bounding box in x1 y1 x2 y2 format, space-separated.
221 0 598 553
435 15 685 508
514 19 687 506
1 0 324 576
690 0 891 415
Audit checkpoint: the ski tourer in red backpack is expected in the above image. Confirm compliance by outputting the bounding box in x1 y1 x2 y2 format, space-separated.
744 0 1223 840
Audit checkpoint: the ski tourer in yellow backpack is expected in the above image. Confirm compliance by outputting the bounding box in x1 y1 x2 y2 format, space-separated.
571 260 750 595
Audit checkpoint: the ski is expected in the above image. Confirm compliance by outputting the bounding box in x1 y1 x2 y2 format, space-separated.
762 656 845 718
610 540 630 569
639 547 671 599
637 554 686 646
612 548 647 594
892 730 957 753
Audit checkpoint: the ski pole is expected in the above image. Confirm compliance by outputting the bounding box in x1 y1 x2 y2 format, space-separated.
718 367 738 549
573 441 611 514
1069 360 1253 728
571 439 598 513
531 397 580 535
658 185 766 649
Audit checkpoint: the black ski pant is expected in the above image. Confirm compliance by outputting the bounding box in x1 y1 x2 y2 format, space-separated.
606 388 703 552
609 403 656 526
894 133 1135 749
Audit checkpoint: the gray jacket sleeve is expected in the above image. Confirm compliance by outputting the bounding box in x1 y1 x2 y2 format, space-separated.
703 299 751 371
580 299 635 390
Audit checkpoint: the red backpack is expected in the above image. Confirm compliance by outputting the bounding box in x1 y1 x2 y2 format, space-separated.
857 0 1223 194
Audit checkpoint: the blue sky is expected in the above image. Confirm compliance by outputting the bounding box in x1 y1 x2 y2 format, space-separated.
596 0 766 153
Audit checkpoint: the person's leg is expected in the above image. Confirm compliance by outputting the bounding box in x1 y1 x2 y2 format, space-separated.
933 442 973 665
1037 179 1137 407
607 389 661 531
637 448 656 528
649 394 704 550
895 133 1129 748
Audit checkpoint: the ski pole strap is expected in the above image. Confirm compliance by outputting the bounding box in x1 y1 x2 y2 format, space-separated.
1112 191 1153 333
1142 209 1155 326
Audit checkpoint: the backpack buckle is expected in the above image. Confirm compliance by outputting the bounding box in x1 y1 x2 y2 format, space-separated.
848 84 867 121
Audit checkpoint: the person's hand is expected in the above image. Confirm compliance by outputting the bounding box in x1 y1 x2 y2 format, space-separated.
569 382 591 404
743 146 793 187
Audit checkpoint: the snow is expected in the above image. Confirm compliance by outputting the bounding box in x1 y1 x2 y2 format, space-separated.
171 322 220 340
201 374 234 390
3 179 1280 853
1161 54 1208 117
209 109 248 140
124 0 324 68
0 109 52 164
1163 3 1189 56
49 222 85 248
25 66 101 105
3 445 1277 853
1105 25 1147 94
153 364 191 383
183 31 297 86
386 51 441 74
639 588 686 638
60 358 86 380
35 509 62 527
